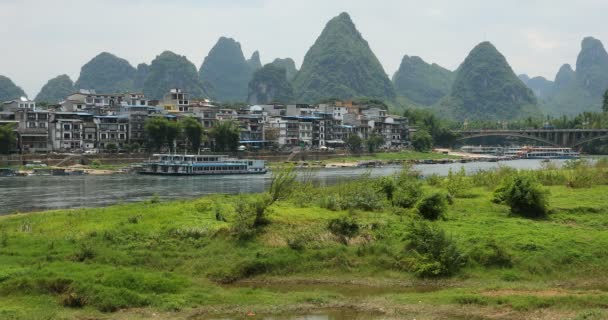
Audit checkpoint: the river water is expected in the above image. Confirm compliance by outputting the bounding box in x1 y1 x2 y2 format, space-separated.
0 159 573 214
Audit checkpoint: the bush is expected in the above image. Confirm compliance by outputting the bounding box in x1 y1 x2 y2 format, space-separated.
376 176 397 200
444 167 473 198
269 166 297 203
416 192 448 221
392 179 423 209
494 175 549 218
469 239 513 268
232 194 273 240
319 195 341 211
567 164 595 188
327 216 360 245
73 242 96 262
404 221 466 278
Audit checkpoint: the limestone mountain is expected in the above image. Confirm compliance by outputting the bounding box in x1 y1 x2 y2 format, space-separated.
544 37 608 115
0 75 26 101
143 51 208 100
392 55 454 105
292 12 396 103
199 37 257 102
519 74 554 99
75 52 136 93
133 63 149 92
247 51 262 70
438 41 538 121
247 64 294 104
554 64 575 90
35 75 74 103
575 37 608 97
270 58 298 81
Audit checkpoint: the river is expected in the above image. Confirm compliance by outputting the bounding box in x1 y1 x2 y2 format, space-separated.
0 159 576 214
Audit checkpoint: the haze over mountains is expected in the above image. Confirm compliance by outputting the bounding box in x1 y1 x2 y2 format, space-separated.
1 12 607 121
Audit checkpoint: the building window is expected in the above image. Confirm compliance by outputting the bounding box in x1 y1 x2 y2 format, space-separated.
119 125 125 131
73 124 80 130
28 122 36 128
101 133 107 140
73 133 80 139
87 134 93 139
63 133 71 139
63 124 71 130
110 133 115 139
119 133 125 140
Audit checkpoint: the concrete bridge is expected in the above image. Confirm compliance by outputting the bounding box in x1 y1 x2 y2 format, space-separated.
454 129 608 148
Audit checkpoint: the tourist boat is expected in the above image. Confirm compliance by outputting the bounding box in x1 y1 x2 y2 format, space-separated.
517 147 580 159
137 154 267 175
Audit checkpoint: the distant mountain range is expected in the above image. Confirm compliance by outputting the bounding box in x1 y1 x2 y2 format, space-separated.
2 12 607 121
519 37 608 116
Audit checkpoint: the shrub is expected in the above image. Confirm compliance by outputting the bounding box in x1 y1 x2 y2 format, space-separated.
232 193 273 240
469 239 513 268
392 179 423 209
404 221 466 278
319 195 341 211
327 216 360 245
73 242 96 262
444 167 473 198
416 192 448 221
495 175 549 218
567 164 595 188
425 174 443 187
127 215 141 224
269 166 297 203
376 176 396 200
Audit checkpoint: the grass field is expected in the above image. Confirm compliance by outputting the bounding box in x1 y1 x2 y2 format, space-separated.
1 164 608 319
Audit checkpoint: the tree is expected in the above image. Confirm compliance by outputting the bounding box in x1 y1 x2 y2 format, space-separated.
365 134 384 153
411 130 433 152
144 117 168 151
603 89 608 113
0 124 16 154
211 121 240 152
105 143 118 153
181 117 204 152
165 121 182 152
345 134 363 154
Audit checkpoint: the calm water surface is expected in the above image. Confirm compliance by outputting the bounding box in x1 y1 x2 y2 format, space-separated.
0 159 573 214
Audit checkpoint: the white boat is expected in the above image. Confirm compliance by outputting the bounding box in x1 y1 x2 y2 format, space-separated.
518 147 580 159
138 154 267 175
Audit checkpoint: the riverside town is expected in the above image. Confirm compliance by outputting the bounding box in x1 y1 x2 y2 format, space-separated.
2 2 608 320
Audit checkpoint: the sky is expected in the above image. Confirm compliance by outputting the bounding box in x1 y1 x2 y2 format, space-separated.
1 0 607 97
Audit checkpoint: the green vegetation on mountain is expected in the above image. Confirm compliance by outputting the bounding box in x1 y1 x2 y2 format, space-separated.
247 51 262 70
74 52 136 93
543 37 608 116
199 37 257 102
35 75 74 104
143 51 207 100
554 64 575 90
519 74 554 99
247 64 294 104
0 75 26 101
2 165 608 319
437 41 538 121
392 55 453 106
133 63 149 92
293 12 396 103
271 58 298 81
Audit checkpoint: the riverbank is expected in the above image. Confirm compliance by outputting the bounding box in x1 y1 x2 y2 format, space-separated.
1 163 608 319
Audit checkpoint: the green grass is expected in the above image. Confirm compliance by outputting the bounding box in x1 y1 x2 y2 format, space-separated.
1 167 608 319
